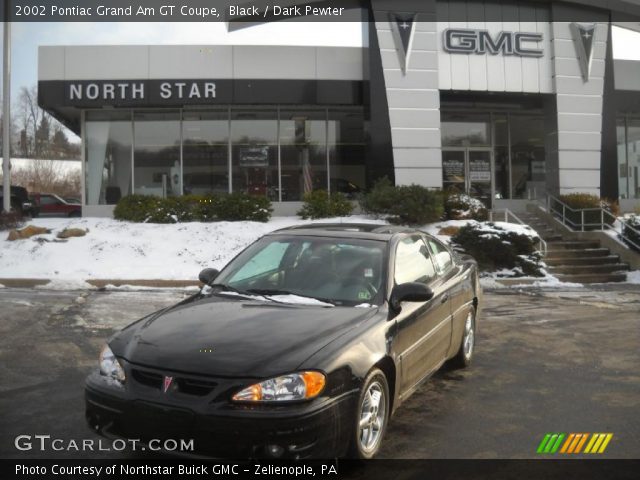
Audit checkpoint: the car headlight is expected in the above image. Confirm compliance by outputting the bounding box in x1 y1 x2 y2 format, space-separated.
99 345 126 384
232 371 325 402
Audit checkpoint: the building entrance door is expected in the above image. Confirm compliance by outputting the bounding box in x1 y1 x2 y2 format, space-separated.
442 148 493 208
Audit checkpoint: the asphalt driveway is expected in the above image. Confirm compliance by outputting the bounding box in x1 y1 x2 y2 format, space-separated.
0 284 638 459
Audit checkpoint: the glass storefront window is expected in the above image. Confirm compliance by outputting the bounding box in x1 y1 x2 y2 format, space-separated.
230 109 278 199
134 111 181 197
510 115 546 199
182 110 229 196
617 117 640 199
85 111 132 205
329 108 366 198
280 110 327 201
441 113 491 147
493 115 509 200
83 106 366 205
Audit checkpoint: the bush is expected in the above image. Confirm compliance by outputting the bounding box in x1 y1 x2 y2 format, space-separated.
622 215 640 252
556 193 618 230
215 192 273 222
452 222 544 277
0 211 24 231
114 193 272 223
444 193 488 221
297 190 354 219
360 178 444 225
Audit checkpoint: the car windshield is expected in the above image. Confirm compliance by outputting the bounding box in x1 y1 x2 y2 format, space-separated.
212 235 387 307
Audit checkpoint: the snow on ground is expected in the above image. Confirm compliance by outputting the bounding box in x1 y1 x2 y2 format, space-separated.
5 215 627 289
0 216 385 282
627 270 640 284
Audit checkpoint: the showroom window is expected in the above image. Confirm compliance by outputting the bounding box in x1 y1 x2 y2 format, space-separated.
83 106 365 205
617 116 640 199
182 110 230 196
85 111 132 205
133 111 181 197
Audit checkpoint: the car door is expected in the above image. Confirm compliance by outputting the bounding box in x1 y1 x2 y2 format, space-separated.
393 235 453 396
37 195 58 216
425 236 472 356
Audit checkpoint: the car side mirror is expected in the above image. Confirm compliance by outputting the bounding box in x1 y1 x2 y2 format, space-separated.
390 282 434 312
198 268 219 285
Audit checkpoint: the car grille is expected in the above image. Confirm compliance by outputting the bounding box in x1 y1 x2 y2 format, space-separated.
131 368 217 396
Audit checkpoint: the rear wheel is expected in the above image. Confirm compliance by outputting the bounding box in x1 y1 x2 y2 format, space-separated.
349 368 389 459
450 308 476 369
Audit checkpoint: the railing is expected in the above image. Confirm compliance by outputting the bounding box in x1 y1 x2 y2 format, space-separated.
543 193 640 252
489 208 548 256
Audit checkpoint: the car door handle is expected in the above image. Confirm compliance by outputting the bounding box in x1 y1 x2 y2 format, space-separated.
441 295 449 304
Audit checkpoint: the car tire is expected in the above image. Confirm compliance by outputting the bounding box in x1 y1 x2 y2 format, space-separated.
349 368 389 459
450 307 476 369
68 210 81 218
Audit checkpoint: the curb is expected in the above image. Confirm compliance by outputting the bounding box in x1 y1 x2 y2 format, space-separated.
0 279 201 289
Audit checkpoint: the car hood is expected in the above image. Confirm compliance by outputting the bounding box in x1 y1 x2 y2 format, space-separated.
112 295 378 378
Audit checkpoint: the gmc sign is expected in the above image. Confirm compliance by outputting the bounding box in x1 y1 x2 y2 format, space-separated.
443 29 544 58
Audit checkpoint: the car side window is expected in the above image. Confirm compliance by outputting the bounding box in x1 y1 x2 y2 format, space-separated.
426 238 454 273
39 195 57 206
394 236 437 285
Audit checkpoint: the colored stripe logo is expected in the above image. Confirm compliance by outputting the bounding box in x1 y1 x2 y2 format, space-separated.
537 433 613 454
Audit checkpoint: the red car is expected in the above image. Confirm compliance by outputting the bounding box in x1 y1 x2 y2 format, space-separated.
30 193 81 218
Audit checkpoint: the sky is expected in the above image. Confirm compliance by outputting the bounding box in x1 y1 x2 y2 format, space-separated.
1 21 640 142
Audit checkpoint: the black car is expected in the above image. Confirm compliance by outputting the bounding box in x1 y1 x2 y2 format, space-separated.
86 224 481 458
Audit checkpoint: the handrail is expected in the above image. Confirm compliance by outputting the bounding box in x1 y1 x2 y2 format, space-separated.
489 208 548 256
543 193 640 251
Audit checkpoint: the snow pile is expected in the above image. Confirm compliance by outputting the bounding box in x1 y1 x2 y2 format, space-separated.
0 216 385 281
422 219 539 245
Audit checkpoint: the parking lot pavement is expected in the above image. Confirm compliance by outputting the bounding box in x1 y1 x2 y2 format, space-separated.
0 285 639 459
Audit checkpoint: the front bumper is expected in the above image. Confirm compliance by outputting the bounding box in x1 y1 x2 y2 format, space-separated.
85 372 356 459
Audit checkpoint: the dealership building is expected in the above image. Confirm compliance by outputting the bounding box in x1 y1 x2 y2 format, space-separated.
37 0 640 216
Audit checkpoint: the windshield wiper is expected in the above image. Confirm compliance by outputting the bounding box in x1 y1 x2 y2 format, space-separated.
207 283 254 298
246 289 336 306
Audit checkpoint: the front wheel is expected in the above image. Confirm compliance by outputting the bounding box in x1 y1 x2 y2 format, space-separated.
450 308 476 369
349 368 389 459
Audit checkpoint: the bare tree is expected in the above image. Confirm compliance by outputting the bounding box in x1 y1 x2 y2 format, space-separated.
9 159 81 197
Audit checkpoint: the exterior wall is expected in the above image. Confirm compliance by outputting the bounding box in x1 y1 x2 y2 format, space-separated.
550 21 609 196
372 0 442 188
38 45 364 82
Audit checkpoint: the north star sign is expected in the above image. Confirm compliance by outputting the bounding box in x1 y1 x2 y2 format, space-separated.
68 81 216 101
443 29 544 57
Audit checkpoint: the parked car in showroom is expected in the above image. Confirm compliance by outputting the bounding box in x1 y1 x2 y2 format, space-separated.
86 224 481 458
0 185 38 217
30 193 81 217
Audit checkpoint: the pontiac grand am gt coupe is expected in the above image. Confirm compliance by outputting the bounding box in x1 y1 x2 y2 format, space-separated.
86 224 481 458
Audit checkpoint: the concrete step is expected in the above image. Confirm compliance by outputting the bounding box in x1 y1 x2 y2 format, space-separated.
544 255 621 266
545 248 611 258
538 230 565 243
546 240 602 250
548 263 630 275
554 272 628 284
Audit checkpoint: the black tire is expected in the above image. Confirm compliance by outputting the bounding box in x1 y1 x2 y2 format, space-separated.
349 368 390 459
68 210 81 218
450 307 476 369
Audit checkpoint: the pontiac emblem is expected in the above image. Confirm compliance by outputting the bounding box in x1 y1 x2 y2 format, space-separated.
163 376 174 393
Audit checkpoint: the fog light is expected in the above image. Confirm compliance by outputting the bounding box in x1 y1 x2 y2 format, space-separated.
266 444 285 458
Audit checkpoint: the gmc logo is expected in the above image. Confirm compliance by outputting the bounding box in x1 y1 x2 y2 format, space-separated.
443 29 544 57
